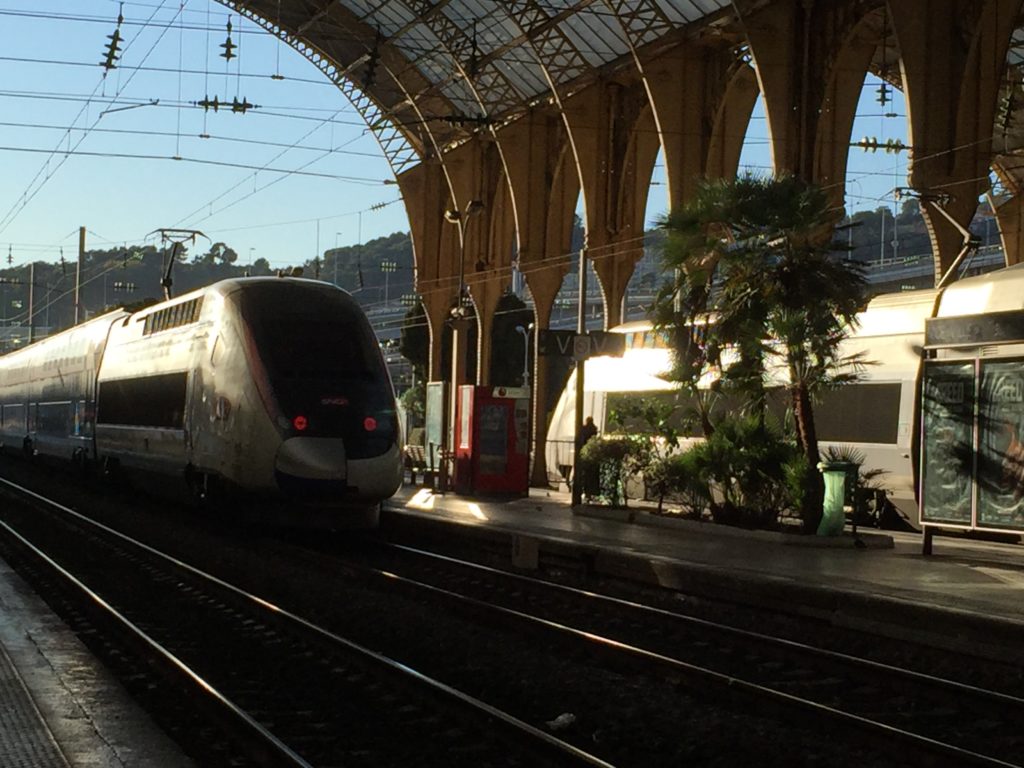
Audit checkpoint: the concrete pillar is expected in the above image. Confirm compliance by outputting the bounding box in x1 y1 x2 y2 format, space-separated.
523 269 561 488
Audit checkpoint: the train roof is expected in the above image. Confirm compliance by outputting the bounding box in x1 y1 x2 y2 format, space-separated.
608 264 1024 342
125 276 355 321
935 262 1024 317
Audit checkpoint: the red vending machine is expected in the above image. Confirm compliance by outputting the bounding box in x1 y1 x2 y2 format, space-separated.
453 385 530 495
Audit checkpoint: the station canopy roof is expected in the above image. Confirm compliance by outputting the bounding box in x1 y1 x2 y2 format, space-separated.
232 1 1024 191
231 0 738 171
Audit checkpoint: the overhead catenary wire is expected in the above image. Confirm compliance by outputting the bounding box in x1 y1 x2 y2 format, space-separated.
0 0 186 236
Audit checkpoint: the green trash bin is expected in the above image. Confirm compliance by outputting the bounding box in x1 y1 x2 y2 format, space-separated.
817 461 858 536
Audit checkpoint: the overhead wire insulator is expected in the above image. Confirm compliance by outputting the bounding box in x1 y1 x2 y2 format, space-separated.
855 136 879 153
852 137 907 154
101 5 125 73
230 97 257 114
196 95 221 112
220 18 236 62
468 19 480 79
364 29 382 90
876 80 891 107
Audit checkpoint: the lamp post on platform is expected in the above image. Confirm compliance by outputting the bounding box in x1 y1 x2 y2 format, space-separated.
441 200 484 490
514 323 533 388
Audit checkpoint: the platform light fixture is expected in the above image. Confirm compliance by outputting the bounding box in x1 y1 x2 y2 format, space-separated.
444 199 484 319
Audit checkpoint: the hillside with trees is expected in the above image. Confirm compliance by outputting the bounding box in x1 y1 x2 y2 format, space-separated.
0 232 414 347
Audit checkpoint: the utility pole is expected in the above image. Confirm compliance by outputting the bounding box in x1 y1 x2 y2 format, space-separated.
27 263 34 344
334 232 341 285
572 243 587 507
75 226 84 324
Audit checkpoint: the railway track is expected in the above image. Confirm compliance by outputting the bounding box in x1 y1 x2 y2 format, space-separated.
0 478 611 768
330 538 1024 768
3 468 1021 767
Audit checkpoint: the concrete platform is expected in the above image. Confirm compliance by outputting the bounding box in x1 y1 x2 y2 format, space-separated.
384 483 1024 665
0 560 194 768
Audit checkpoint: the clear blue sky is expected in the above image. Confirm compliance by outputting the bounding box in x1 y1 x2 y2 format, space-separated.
0 1 909 272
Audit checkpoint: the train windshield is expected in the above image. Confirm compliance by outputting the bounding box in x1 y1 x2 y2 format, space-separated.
238 283 396 457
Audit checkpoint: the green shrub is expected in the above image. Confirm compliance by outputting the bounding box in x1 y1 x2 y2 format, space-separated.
648 448 712 518
578 434 651 507
698 414 798 528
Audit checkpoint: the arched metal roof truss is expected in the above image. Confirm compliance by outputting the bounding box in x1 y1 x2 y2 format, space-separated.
224 0 735 177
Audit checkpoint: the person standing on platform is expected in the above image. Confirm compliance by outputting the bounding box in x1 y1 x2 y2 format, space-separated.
577 417 599 499
579 416 598 448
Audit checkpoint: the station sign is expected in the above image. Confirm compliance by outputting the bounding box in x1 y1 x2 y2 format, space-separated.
589 331 626 358
538 329 576 357
538 329 626 359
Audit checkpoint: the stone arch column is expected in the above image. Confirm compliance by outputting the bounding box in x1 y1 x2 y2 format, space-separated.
564 78 652 327
472 170 517 385
738 0 811 176
738 0 874 184
500 109 579 486
468 277 505 385
419 289 451 382
399 160 451 383
590 99 661 328
439 137 511 386
991 164 1024 266
706 62 761 184
892 0 1018 279
814 8 884 213
523 271 562 486
645 41 752 208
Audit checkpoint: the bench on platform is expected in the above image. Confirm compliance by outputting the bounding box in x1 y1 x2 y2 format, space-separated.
403 428 432 485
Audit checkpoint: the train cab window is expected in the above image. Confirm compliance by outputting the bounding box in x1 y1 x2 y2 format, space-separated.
97 372 187 429
238 286 381 380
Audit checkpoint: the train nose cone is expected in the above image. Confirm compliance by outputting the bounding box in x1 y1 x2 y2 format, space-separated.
275 437 347 480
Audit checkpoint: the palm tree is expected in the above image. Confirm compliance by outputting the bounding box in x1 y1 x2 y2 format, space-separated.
653 174 868 532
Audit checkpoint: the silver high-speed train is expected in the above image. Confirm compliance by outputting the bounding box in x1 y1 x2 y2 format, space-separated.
546 263 1024 529
0 277 402 525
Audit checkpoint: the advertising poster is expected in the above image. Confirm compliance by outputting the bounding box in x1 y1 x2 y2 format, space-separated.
425 382 446 471
478 404 508 475
977 360 1024 531
921 362 975 525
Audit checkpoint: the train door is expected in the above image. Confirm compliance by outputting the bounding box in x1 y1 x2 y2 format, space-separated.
184 367 200 463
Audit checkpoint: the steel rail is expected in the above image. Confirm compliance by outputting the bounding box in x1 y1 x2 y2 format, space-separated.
0 476 614 768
